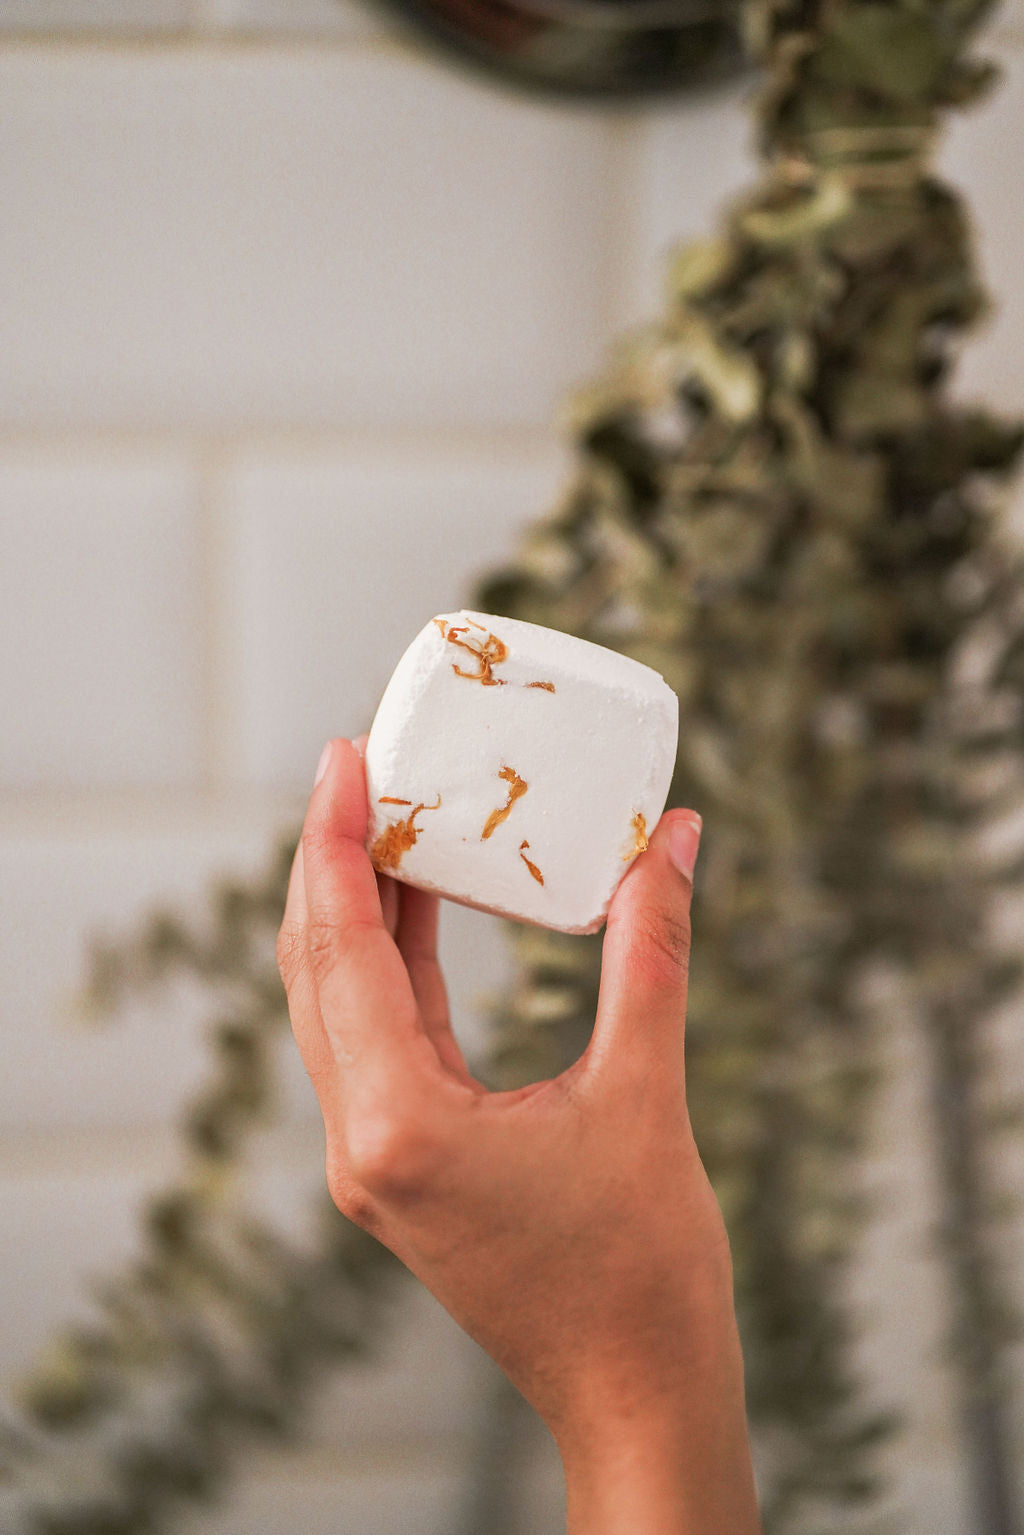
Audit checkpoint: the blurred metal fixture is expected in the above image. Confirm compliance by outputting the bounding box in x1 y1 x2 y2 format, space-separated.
362 0 748 98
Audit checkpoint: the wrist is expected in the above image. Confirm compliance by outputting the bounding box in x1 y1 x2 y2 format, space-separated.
562 1425 761 1535
555 1306 762 1535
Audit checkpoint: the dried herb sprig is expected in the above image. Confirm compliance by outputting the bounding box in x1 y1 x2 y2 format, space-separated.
1 840 403 1535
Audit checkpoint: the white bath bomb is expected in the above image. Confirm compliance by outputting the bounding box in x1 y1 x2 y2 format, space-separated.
364 610 678 934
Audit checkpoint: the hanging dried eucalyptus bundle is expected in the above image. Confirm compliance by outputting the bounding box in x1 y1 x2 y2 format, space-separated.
2 2 1022 1532
480 3 1024 1525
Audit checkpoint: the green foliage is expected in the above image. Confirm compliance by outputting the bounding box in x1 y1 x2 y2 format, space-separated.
3 2 1024 1531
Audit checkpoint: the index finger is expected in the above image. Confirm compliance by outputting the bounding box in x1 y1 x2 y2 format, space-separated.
301 739 430 1083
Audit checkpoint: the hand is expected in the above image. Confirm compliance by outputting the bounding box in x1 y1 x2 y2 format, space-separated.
277 737 761 1534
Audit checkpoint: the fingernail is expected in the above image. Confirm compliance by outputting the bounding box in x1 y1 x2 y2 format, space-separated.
668 814 702 881
314 741 333 787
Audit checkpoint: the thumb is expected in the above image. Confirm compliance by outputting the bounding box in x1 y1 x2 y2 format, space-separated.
586 809 702 1083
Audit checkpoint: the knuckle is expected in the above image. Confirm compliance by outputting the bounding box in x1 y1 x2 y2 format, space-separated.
275 922 306 988
325 1148 382 1234
305 912 382 981
344 1104 444 1204
304 913 338 977
633 906 691 989
301 814 335 863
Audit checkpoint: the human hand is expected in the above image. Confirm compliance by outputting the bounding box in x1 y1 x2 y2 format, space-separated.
277 737 761 1533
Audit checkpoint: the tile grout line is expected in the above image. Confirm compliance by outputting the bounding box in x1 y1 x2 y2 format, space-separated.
0 1118 323 1179
0 787 304 840
0 27 411 56
0 424 562 460
1 13 1020 53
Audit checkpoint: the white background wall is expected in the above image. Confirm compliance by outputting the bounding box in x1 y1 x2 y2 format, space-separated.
1 3 1023 1532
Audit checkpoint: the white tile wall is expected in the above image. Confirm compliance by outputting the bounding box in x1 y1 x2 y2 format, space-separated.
0 50 614 432
1 10 1022 1535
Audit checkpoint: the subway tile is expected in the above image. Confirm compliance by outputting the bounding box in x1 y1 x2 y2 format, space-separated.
0 50 613 432
0 0 186 31
0 452 203 789
940 44 1024 415
221 443 569 788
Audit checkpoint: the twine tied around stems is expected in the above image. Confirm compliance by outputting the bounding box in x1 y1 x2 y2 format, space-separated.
774 124 939 188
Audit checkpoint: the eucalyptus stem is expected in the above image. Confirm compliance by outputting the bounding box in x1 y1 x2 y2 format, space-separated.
929 997 1021 1535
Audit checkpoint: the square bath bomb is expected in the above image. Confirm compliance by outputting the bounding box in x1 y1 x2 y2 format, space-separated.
364 611 679 934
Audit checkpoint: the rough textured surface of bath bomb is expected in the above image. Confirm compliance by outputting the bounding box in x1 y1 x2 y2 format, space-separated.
364 611 679 934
